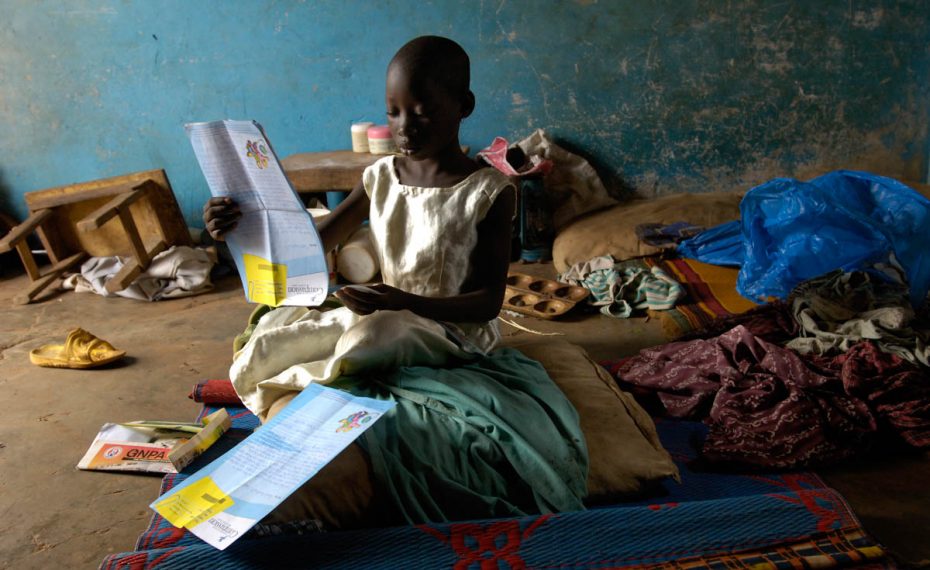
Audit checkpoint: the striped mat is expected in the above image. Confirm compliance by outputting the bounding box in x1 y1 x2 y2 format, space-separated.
640 256 758 336
100 401 890 569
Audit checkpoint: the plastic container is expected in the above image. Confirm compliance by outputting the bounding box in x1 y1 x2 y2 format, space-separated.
337 225 379 283
367 125 397 155
519 177 554 262
503 273 589 319
351 122 374 153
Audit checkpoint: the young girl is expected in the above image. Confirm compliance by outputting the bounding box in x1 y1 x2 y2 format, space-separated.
204 36 586 528
204 35 516 419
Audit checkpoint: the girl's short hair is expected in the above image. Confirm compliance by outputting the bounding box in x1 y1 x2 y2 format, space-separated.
390 36 471 100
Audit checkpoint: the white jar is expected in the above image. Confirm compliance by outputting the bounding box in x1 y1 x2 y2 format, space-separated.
351 122 374 153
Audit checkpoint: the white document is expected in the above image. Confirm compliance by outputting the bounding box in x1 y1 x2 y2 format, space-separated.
187 120 328 307
150 384 394 550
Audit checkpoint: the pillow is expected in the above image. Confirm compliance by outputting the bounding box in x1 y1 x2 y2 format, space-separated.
265 338 680 526
504 337 679 504
552 192 743 273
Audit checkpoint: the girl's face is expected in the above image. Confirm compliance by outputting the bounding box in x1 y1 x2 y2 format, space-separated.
385 66 464 161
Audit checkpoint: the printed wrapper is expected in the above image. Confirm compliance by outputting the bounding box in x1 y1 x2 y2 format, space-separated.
77 409 231 474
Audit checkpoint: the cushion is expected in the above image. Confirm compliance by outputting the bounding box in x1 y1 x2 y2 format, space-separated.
265 338 680 526
504 337 679 503
552 192 743 273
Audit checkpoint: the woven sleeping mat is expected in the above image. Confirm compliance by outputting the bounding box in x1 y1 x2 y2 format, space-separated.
100 395 890 569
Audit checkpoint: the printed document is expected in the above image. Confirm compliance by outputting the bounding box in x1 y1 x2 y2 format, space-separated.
151 384 394 550
187 120 328 306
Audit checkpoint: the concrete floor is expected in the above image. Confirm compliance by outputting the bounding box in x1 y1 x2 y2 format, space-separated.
1 262 928 568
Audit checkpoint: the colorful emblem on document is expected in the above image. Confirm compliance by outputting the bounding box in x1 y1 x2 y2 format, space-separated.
245 140 269 169
336 410 373 433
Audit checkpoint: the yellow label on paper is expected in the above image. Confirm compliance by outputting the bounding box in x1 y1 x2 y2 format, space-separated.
153 475 234 529
243 253 287 306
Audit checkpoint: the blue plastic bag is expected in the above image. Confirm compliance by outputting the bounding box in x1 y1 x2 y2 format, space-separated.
677 170 930 307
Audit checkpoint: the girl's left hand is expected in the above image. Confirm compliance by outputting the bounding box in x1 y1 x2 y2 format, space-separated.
334 283 409 316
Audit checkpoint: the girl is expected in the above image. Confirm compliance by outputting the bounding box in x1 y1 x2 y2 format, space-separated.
203 36 586 528
204 36 516 419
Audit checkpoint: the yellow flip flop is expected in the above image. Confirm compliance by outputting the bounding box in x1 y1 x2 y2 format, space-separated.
29 328 126 369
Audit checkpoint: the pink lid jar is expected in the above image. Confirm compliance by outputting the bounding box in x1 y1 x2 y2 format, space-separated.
367 125 397 155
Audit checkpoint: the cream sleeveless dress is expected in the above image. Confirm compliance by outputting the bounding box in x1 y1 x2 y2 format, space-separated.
230 157 515 417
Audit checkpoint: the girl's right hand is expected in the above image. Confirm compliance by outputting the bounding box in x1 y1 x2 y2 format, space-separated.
203 197 241 241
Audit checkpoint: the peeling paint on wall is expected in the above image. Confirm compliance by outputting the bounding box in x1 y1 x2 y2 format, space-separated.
0 0 928 225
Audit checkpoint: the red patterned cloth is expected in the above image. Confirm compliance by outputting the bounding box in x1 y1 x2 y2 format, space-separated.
810 342 930 448
188 379 241 405
614 325 875 468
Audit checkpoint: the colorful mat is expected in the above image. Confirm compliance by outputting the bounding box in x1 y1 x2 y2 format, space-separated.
642 256 758 336
100 397 890 569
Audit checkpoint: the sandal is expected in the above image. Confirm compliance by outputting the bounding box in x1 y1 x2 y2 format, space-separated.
30 328 126 369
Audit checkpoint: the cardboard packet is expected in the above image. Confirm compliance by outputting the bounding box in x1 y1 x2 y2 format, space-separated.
77 409 230 474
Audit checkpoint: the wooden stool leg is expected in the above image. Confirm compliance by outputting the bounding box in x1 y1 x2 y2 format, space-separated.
102 204 170 294
14 252 86 305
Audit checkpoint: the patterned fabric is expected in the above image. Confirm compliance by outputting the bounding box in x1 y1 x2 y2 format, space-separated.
638 527 887 569
560 255 684 318
808 342 930 449
610 325 876 468
643 256 759 335
608 323 930 467
101 416 889 569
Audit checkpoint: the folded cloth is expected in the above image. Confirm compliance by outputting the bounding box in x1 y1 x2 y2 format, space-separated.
560 255 684 318
62 245 215 301
189 379 242 405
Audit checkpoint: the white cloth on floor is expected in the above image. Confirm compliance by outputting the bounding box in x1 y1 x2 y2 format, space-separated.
62 245 215 301
231 157 516 417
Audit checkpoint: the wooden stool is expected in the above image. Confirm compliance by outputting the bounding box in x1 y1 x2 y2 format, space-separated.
0 170 191 304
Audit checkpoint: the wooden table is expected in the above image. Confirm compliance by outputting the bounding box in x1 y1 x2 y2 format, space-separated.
281 150 384 195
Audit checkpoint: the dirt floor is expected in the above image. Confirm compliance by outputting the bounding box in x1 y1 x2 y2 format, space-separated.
1 261 928 568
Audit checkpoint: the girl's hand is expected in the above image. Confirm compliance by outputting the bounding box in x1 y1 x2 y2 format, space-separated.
334 283 409 316
203 197 242 241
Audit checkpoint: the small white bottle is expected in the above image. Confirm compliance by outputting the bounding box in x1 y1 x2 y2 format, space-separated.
351 122 374 153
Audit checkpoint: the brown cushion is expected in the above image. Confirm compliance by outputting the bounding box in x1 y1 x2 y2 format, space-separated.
505 337 679 503
265 338 679 525
552 192 743 273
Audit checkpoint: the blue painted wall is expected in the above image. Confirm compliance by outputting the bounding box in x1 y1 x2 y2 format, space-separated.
1 0 928 227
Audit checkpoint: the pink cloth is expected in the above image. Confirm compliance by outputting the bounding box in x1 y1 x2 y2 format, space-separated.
476 137 553 177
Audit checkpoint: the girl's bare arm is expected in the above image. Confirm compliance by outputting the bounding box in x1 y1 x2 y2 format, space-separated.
315 180 370 253
204 180 371 256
